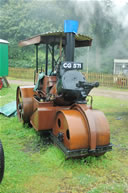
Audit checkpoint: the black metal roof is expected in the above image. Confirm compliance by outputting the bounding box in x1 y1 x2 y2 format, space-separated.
19 31 92 47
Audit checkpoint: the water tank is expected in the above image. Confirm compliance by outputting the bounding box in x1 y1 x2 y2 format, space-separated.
0 39 9 77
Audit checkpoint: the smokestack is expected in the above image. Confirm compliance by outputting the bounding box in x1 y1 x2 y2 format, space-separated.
64 20 79 62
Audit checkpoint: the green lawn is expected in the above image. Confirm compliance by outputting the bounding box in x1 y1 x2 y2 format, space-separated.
0 85 128 193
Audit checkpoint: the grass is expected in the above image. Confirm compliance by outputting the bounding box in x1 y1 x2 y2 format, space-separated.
0 84 128 193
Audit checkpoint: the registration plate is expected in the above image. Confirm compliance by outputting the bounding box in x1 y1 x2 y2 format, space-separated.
62 62 83 70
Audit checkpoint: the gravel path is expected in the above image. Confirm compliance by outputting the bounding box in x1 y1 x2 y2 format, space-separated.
90 88 128 100
8 79 33 86
9 79 128 100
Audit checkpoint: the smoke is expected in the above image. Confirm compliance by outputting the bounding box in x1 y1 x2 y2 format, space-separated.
112 0 128 9
111 0 128 28
71 0 128 73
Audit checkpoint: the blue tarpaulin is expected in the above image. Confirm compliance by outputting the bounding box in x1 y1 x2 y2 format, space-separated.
0 101 17 117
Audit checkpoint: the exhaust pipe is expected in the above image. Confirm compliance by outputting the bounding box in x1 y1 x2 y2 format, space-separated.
64 20 79 62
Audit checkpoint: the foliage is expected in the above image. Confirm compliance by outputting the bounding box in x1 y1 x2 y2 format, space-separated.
0 84 128 192
0 0 64 67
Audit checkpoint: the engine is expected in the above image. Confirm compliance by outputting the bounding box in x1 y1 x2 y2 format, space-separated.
55 61 99 105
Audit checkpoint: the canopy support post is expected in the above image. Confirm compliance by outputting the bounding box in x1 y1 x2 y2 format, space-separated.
52 45 54 72
36 44 38 73
46 44 48 75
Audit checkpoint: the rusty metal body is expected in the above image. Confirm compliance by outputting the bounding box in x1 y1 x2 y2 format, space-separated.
16 20 112 158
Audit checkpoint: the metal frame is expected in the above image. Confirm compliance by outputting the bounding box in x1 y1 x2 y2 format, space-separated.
35 41 63 76
50 133 112 158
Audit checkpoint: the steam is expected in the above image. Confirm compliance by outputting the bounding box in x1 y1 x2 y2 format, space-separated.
112 0 128 28
113 0 128 8
72 0 128 73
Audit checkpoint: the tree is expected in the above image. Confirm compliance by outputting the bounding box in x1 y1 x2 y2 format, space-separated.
0 0 63 67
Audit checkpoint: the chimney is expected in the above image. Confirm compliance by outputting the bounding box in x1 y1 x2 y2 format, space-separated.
64 20 79 62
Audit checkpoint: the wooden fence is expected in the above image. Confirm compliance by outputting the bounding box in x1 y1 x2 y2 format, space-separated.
9 67 34 80
83 72 128 88
9 67 128 89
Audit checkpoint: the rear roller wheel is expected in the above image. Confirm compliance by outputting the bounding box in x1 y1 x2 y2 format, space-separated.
16 87 24 122
16 86 34 124
0 140 4 183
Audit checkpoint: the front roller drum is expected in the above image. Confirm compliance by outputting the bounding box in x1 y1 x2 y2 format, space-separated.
16 86 34 124
53 110 89 150
53 107 112 158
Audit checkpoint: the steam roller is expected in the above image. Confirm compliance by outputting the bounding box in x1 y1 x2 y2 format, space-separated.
16 20 112 158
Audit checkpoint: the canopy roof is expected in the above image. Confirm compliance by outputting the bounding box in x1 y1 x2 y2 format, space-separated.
0 39 9 44
19 31 92 47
